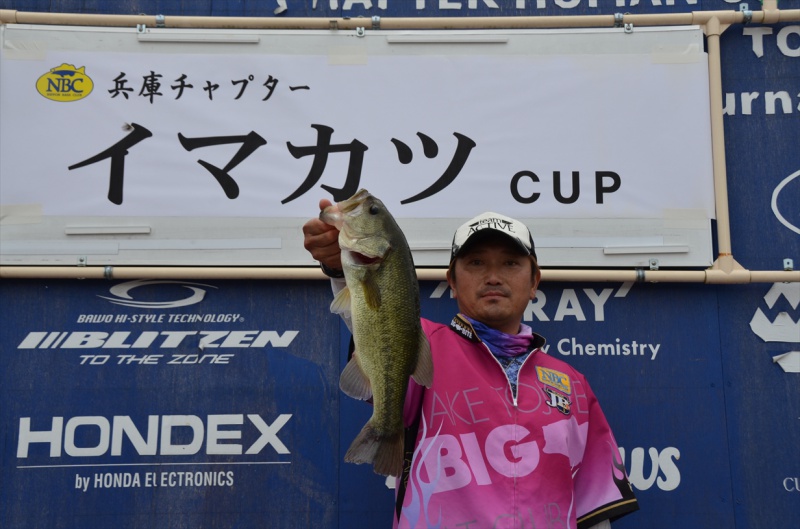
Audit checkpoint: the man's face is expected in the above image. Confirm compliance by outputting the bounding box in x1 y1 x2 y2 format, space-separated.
447 236 540 335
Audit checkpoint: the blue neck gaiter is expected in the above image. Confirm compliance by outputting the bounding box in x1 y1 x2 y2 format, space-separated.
463 316 535 358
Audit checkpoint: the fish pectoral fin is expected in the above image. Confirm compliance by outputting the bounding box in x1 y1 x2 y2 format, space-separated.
330 286 354 331
339 355 373 400
410 331 434 388
330 285 352 315
362 272 382 310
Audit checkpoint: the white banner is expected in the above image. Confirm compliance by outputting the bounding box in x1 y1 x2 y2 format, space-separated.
1 27 714 220
0 26 715 266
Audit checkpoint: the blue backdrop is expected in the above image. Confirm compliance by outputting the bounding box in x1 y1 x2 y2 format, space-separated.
2 276 798 528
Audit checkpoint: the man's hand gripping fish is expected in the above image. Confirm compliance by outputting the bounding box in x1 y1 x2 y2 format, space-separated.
320 189 433 477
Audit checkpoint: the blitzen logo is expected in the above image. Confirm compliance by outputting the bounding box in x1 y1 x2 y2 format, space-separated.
15 279 299 365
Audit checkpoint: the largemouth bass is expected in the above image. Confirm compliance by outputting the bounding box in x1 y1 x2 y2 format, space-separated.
320 189 433 477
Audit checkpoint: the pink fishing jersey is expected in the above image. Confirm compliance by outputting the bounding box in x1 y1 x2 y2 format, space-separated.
395 316 638 529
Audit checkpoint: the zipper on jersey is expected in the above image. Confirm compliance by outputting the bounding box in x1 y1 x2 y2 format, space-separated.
482 342 520 408
482 342 538 409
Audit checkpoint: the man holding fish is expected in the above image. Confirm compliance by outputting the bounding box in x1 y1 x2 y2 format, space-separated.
303 190 638 529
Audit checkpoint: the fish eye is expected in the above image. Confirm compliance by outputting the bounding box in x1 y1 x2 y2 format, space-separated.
369 205 380 215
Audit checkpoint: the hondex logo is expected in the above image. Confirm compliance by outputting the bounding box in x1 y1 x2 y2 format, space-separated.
36 63 94 102
17 413 292 459
98 279 217 309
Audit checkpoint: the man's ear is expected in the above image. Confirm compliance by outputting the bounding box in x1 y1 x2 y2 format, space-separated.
530 267 542 299
446 267 458 300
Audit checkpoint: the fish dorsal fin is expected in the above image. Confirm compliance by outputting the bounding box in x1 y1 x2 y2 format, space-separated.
339 355 373 400
410 331 433 388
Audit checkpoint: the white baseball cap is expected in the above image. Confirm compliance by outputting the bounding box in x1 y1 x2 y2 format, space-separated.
450 212 537 264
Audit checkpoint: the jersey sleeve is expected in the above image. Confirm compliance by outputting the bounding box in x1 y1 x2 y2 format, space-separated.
574 376 639 529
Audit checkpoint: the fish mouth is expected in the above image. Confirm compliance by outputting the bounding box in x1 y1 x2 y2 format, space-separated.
347 250 383 266
319 189 372 229
338 189 372 214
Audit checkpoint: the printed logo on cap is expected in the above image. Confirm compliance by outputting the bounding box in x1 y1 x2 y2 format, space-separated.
467 217 518 236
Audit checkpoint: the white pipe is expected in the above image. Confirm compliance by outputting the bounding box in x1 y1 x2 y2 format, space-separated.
704 16 741 275
1 266 797 284
2 9 800 29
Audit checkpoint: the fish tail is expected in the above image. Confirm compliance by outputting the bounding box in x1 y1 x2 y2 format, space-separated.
344 422 404 477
